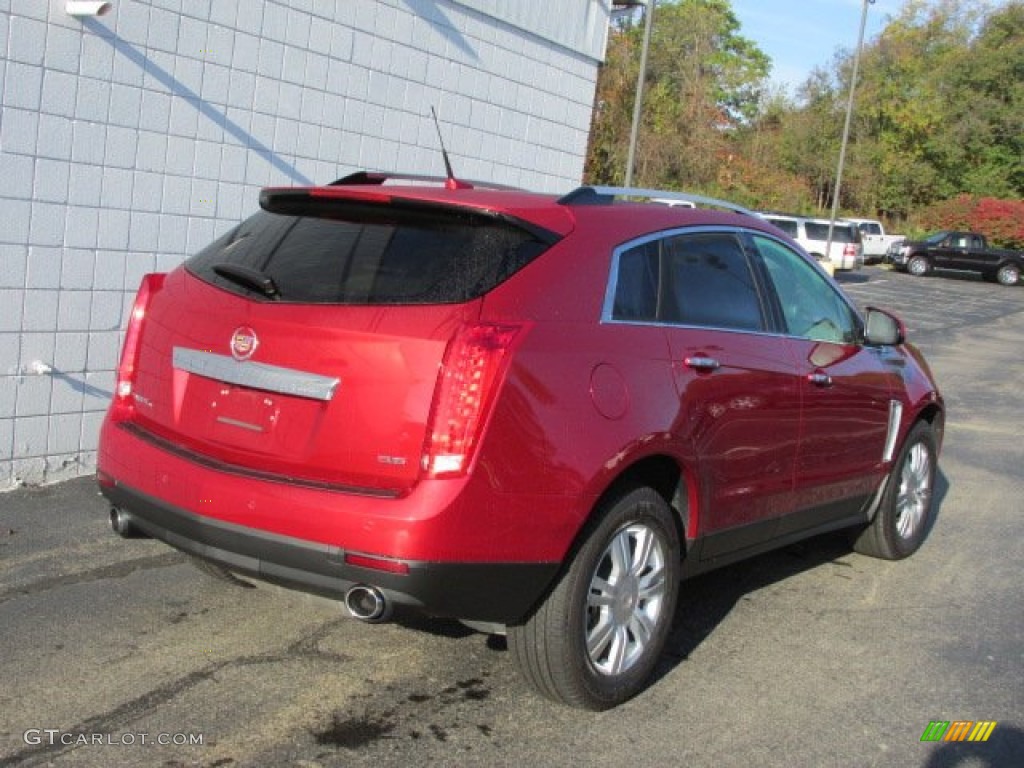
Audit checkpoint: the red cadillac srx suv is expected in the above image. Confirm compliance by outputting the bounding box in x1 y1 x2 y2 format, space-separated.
98 173 944 709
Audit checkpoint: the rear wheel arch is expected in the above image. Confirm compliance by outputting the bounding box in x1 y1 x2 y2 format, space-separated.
509 480 683 708
516 450 692 618
529 455 690 609
587 454 690 549
509 453 690 630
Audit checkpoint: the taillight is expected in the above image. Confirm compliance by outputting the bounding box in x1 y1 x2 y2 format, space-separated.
111 273 164 422
423 323 522 478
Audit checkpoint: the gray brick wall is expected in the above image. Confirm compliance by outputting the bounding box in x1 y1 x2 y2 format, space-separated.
0 0 606 489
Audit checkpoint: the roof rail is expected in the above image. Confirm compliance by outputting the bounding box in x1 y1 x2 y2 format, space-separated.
758 210 860 226
328 171 523 191
558 185 753 215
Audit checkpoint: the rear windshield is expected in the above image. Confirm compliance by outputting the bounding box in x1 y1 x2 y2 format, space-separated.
186 203 553 304
804 222 858 243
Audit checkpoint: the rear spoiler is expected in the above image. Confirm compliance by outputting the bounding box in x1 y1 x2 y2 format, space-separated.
328 170 523 192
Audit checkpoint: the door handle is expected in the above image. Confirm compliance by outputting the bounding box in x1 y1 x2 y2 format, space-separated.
807 371 833 387
684 356 720 372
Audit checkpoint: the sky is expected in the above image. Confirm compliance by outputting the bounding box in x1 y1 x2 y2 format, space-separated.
729 0 903 95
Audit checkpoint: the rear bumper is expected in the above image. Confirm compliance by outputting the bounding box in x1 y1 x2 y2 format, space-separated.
100 478 558 624
832 252 862 271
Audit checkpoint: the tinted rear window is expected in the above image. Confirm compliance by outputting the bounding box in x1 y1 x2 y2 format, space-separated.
804 222 858 243
764 218 798 237
612 232 766 332
186 203 552 304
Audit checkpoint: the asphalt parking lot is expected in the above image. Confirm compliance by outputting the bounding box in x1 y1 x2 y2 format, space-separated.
1 266 1021 768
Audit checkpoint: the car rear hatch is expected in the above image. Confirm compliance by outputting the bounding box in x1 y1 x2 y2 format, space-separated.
120 186 561 494
804 221 861 267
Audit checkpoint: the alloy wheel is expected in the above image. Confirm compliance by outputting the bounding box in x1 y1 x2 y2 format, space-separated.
896 442 932 540
997 265 1019 286
585 523 669 676
908 257 928 276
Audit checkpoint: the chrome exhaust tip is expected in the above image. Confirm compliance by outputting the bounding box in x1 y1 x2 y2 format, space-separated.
344 584 391 623
109 507 148 538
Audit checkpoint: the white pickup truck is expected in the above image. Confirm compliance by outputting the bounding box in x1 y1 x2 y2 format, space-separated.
848 218 905 264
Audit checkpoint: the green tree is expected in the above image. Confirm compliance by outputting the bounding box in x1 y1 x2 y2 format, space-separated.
727 85 816 210
584 0 770 190
585 21 641 187
587 0 1023 222
778 0 1023 218
954 2 1024 197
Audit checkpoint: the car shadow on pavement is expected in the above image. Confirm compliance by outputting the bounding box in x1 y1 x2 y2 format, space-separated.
387 609 477 639
834 271 874 285
652 465 951 683
654 530 856 678
925 466 951 545
344 468 952 685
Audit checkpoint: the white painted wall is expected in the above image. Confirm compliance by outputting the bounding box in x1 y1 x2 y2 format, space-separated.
0 0 608 489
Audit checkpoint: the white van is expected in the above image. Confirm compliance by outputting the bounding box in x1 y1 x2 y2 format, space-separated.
758 213 864 272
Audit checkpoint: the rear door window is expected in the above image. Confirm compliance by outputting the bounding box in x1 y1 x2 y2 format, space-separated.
663 233 766 331
610 231 767 332
611 240 660 322
187 204 552 304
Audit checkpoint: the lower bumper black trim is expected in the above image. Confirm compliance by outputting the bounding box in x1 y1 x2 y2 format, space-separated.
99 479 559 624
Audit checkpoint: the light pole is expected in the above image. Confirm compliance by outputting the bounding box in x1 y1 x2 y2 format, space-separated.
826 0 874 257
624 0 655 187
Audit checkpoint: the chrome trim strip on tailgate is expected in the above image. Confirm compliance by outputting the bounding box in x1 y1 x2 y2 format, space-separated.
172 347 340 402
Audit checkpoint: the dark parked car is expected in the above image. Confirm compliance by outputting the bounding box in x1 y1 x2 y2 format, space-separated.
98 174 944 709
892 230 1023 285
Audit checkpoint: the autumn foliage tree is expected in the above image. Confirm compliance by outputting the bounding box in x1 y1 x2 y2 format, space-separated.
585 0 769 193
755 0 1024 221
586 0 1023 230
916 196 1024 249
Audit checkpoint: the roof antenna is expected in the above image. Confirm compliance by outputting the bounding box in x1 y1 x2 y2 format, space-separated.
431 107 471 190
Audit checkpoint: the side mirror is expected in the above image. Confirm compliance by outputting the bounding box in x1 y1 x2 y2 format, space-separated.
864 307 905 346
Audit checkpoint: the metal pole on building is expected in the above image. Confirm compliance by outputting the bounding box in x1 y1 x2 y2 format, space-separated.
826 0 873 257
624 0 655 187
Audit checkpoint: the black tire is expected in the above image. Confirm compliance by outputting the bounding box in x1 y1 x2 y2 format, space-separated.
508 487 680 710
996 263 1020 286
906 255 930 277
853 421 937 560
190 557 256 588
